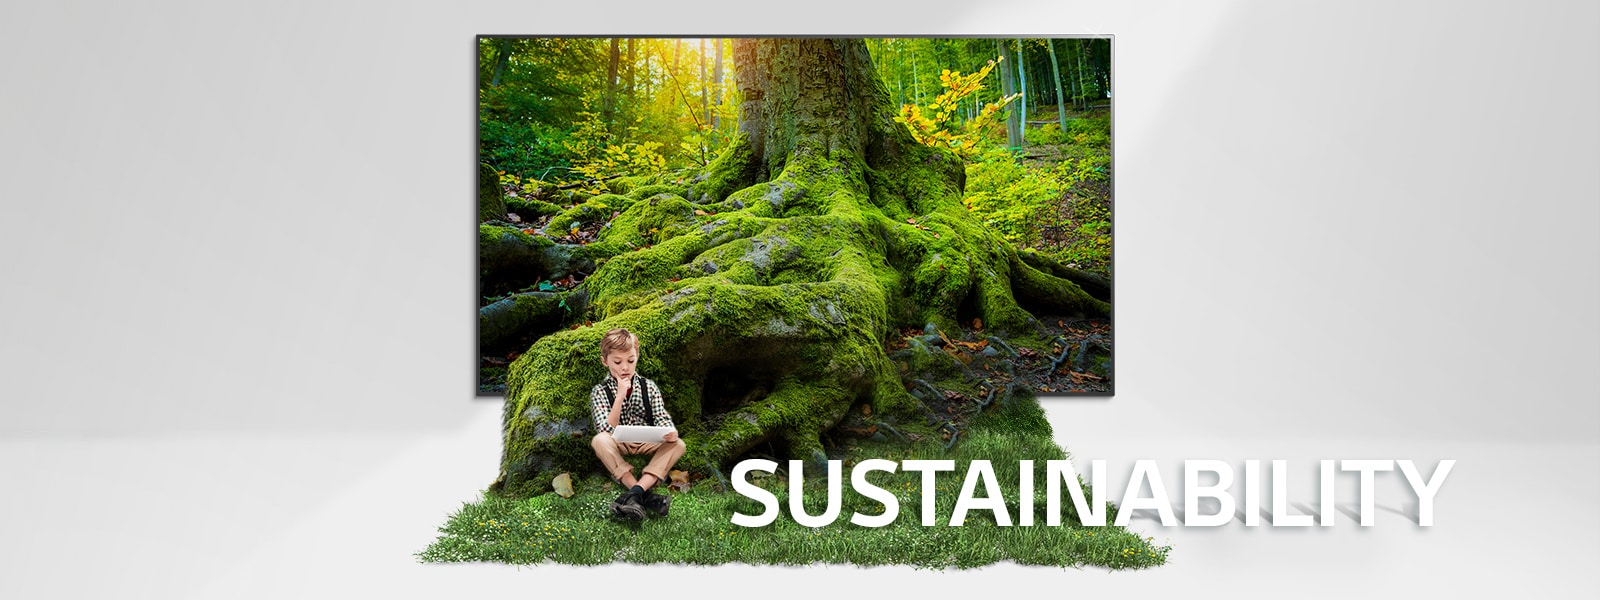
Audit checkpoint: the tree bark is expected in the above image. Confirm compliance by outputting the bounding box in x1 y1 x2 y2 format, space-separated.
712 39 724 130
490 39 512 87
1015 38 1027 142
1047 39 1068 131
996 39 1021 147
700 39 710 128
625 38 636 103
1075 39 1090 108
603 39 620 132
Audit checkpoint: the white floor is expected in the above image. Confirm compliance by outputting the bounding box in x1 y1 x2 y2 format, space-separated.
4 398 1595 599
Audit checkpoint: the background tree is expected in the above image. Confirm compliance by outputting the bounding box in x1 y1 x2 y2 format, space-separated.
996 39 1021 147
1047 39 1068 131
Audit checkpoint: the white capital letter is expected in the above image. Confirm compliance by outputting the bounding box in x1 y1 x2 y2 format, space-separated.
1184 460 1235 527
951 460 1012 526
1271 460 1314 526
1341 459 1395 526
1047 460 1105 526
1398 459 1454 526
902 460 955 526
788 460 841 527
731 459 779 527
850 459 900 528
1117 460 1177 526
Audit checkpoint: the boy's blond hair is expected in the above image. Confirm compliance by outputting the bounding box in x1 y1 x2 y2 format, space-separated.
600 328 640 358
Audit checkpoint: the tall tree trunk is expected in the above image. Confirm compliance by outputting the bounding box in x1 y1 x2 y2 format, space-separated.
495 38 1107 496
490 38 512 87
1047 38 1068 132
997 39 1021 148
1015 38 1027 142
911 40 922 105
700 39 710 128
626 38 636 101
1066 38 1082 110
603 39 620 133
1075 39 1090 109
712 38 724 130
894 39 905 107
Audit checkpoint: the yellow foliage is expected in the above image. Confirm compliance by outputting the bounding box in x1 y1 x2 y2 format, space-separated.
893 56 1019 158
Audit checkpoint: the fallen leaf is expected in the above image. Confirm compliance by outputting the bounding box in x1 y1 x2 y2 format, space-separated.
973 318 983 330
668 470 692 493
552 473 575 498
693 209 708 216
861 404 872 416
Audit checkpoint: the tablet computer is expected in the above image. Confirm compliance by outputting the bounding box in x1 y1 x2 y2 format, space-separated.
612 425 673 443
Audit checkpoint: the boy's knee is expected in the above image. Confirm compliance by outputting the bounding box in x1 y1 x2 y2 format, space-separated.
591 432 616 451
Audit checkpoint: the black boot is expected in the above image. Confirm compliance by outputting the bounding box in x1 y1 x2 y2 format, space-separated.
639 489 672 516
609 487 646 521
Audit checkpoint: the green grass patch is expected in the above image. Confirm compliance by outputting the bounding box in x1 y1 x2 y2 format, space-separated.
419 397 1170 569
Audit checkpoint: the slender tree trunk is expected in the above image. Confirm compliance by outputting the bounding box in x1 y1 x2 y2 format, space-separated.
712 38 724 130
997 39 1020 148
604 39 620 132
490 38 512 87
1047 39 1068 132
1066 39 1082 110
1015 38 1027 141
626 39 636 101
895 40 905 107
700 39 710 128
1075 39 1090 108
911 40 922 105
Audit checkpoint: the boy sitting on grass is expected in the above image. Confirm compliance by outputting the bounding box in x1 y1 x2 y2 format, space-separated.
589 328 685 521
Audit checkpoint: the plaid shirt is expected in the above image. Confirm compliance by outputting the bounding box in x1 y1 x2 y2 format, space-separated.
590 374 673 434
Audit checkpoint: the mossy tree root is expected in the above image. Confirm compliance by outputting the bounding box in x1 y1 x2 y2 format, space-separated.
479 289 589 354
478 225 603 297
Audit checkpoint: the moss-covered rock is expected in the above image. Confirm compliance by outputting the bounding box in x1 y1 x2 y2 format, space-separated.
479 163 506 223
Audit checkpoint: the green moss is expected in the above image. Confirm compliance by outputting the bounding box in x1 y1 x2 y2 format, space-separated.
546 194 636 232
478 224 557 260
628 183 687 201
505 197 562 219
479 162 506 222
690 133 761 203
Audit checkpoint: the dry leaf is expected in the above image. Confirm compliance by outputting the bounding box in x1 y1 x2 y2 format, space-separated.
668 470 692 493
552 473 575 498
693 209 708 216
